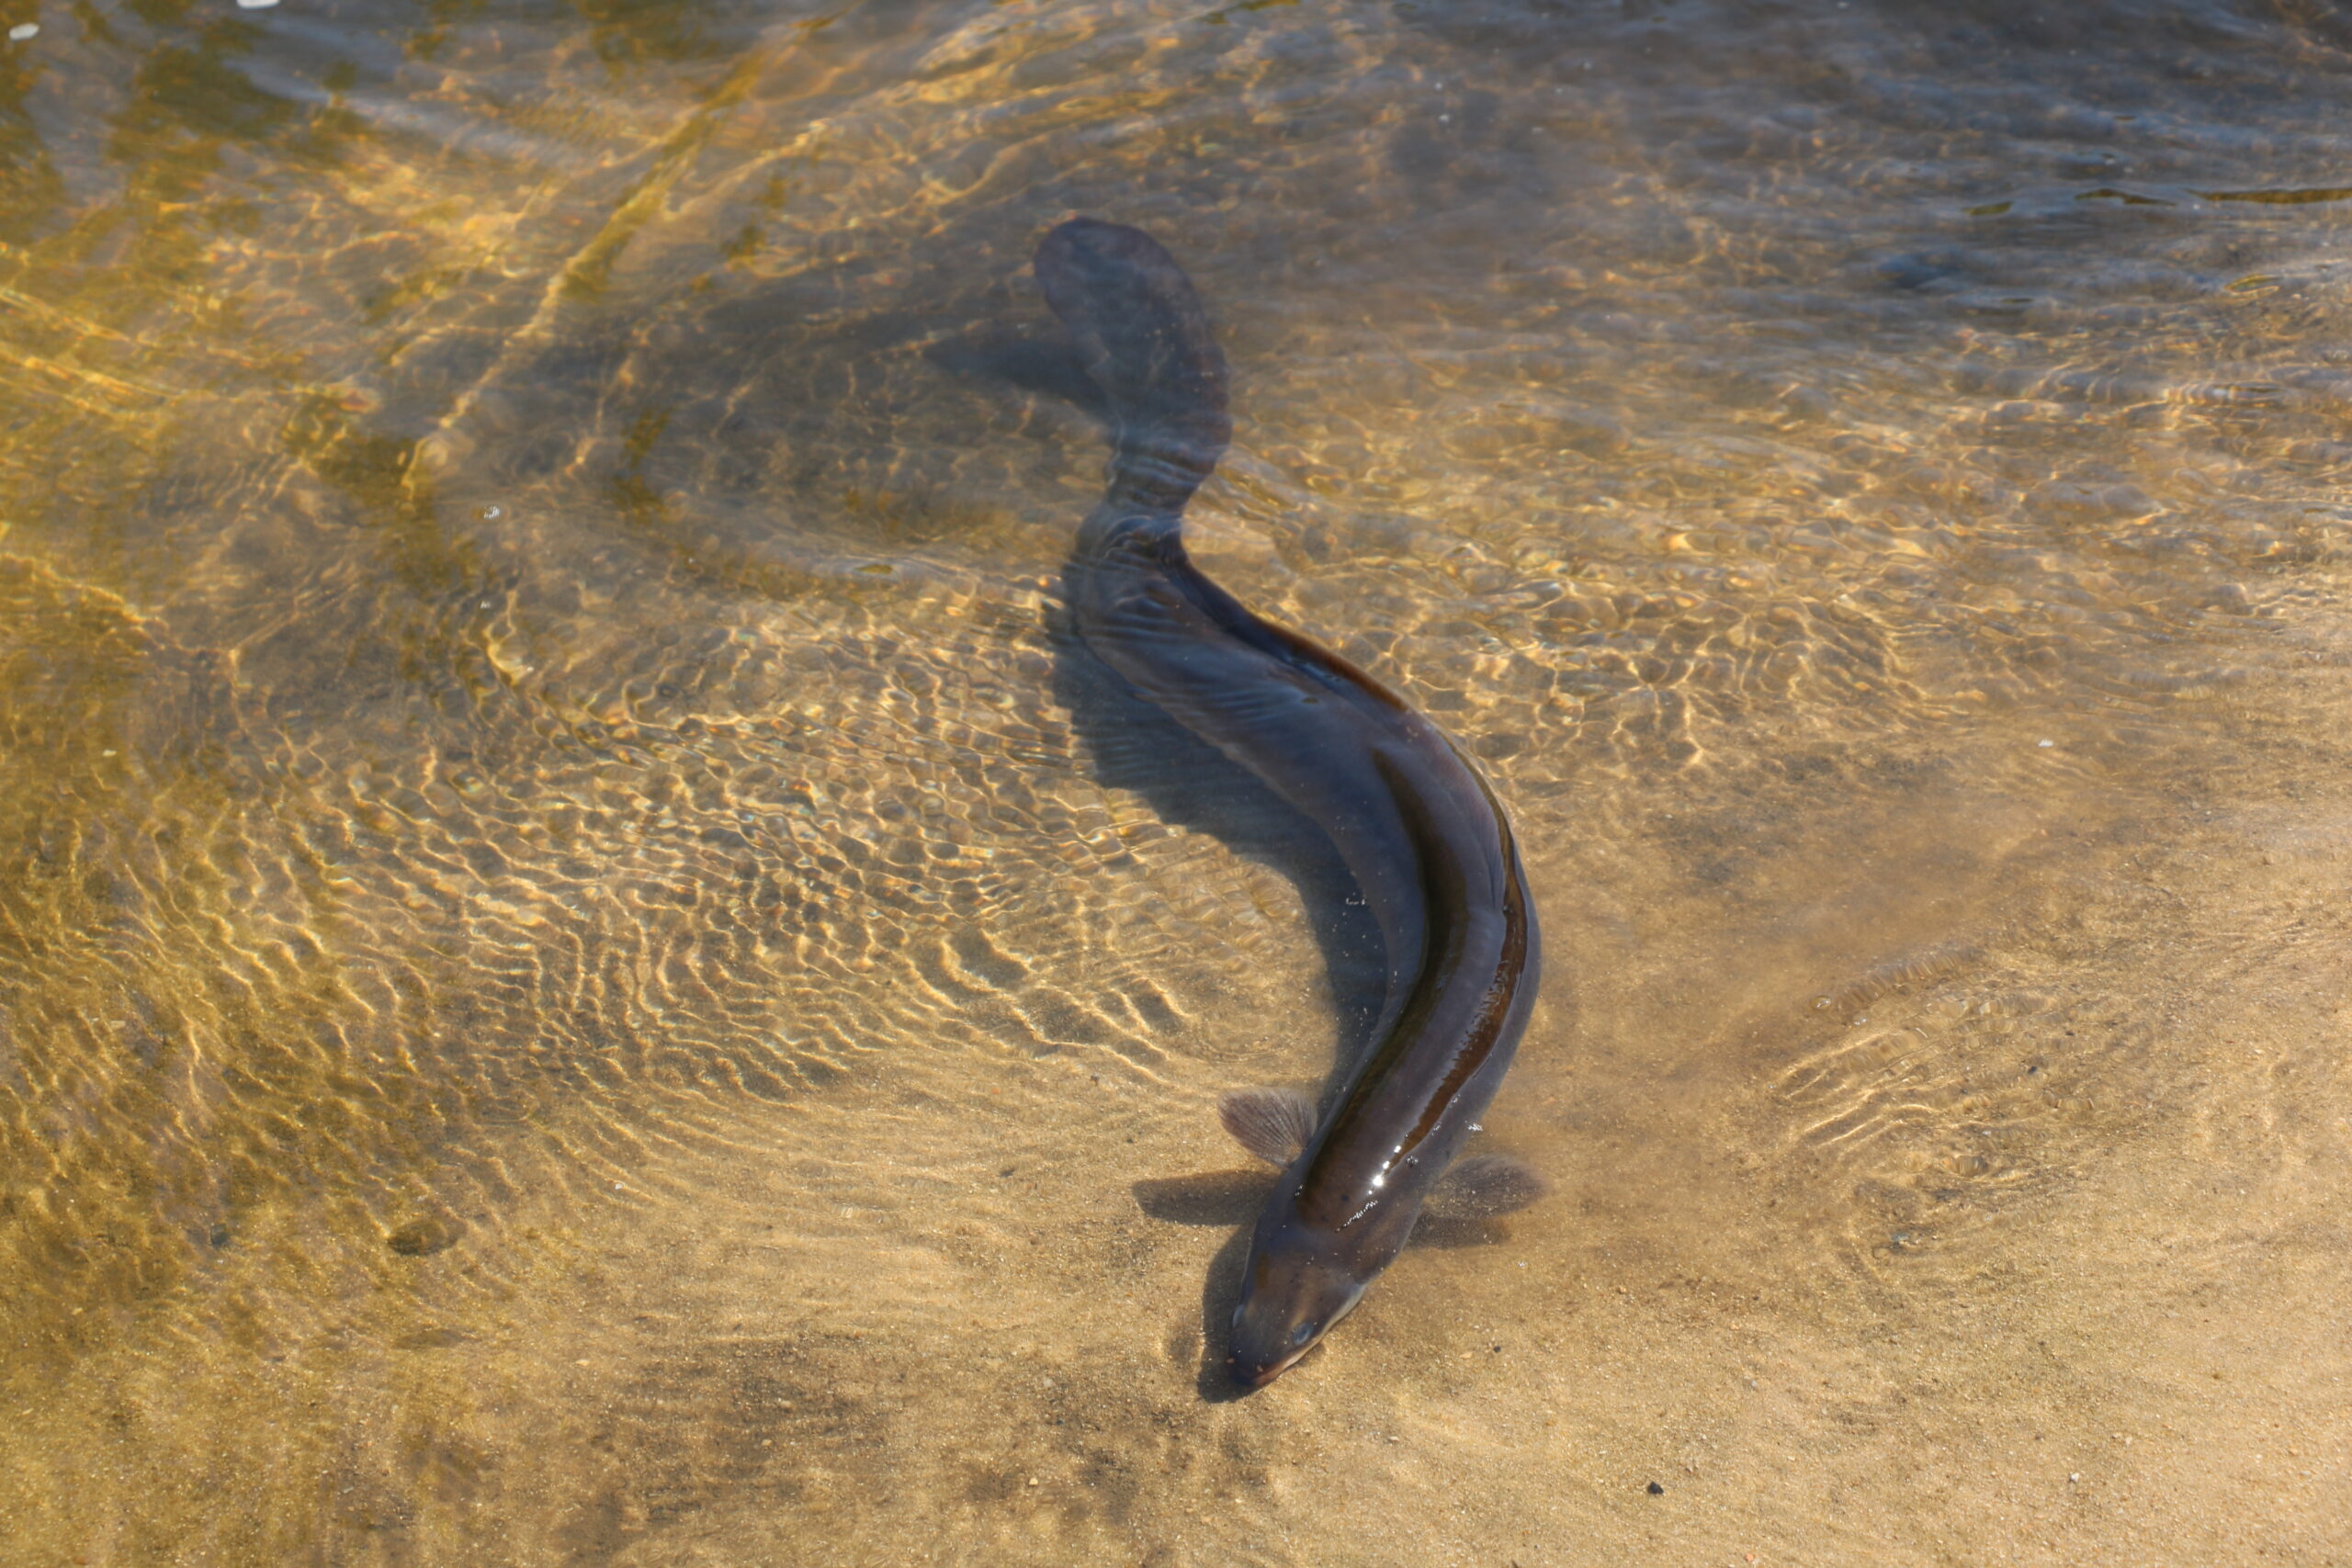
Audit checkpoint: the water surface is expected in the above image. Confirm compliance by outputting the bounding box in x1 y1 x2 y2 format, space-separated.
3 2 2349 1562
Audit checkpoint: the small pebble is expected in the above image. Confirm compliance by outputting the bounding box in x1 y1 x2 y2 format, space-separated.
235 0 279 8
386 1216 464 1257
1646 1481 1666 1495
7 23 37 39
2038 739 2055 748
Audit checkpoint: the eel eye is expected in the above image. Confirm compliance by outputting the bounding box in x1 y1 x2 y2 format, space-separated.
1291 1321 1317 1347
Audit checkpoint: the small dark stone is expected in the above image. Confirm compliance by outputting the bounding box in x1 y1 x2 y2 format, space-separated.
1878 251 1964 291
1645 1481 1665 1495
207 1224 232 1249
386 1217 464 1257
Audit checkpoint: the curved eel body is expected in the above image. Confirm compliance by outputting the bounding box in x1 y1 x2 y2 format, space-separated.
1035 219 1542 1389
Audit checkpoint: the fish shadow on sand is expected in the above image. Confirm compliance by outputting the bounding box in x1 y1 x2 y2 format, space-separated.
933 330 1389 1066
925 332 1113 423
1046 631 1390 1051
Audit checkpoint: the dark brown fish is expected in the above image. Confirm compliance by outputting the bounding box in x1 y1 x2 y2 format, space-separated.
1034 218 1542 1388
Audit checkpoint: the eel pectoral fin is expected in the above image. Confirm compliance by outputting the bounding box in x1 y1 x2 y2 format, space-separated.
1428 1152 1551 1220
1218 1087 1318 1168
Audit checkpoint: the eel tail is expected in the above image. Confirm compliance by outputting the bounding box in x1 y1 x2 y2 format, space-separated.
1034 217 1232 516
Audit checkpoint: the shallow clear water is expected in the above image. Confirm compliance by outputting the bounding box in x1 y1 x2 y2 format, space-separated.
3 1 2349 1562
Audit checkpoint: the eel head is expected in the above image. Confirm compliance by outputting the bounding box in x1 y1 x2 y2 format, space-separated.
1225 1233 1367 1389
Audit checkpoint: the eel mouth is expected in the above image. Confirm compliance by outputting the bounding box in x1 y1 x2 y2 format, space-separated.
1226 1343 1313 1390
1225 1291 1355 1390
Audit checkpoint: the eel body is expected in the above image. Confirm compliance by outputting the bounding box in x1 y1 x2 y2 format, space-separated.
1034 219 1541 1388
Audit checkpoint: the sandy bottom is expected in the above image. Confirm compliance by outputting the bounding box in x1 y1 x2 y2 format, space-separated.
6 599 2345 1568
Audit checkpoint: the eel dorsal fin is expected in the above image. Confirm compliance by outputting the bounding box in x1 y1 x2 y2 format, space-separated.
1218 1087 1317 1168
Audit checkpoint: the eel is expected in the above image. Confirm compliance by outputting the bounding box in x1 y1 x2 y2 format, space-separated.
1034 218 1542 1389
